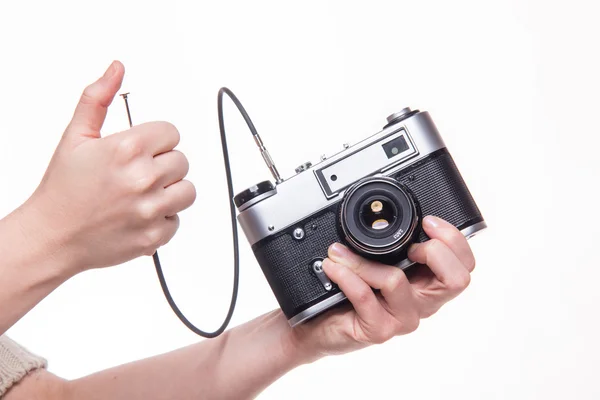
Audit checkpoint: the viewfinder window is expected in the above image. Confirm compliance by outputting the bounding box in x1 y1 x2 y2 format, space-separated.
382 136 409 159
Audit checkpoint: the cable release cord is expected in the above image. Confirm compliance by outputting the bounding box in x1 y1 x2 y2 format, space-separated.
153 87 258 338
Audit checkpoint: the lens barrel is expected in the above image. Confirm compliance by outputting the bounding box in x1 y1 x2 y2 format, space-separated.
340 177 420 256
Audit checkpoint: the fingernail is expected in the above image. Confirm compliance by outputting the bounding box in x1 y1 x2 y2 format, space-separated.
329 243 349 260
102 61 117 80
423 215 441 229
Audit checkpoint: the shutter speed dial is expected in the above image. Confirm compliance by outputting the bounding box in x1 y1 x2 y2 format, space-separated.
384 107 420 128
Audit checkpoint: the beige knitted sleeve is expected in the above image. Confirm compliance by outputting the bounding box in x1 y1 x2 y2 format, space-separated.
0 335 47 397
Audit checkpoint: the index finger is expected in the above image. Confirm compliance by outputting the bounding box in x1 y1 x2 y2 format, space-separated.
327 243 415 309
116 121 181 156
322 258 389 329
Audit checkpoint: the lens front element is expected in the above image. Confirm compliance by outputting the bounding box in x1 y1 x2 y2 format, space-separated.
340 177 420 256
361 198 396 231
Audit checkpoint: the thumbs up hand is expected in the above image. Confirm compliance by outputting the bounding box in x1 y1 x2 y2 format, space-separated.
24 61 196 273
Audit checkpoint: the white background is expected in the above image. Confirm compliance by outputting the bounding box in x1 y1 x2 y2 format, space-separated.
1 0 599 399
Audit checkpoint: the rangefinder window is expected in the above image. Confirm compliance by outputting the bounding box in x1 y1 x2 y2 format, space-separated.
382 136 409 159
316 130 417 198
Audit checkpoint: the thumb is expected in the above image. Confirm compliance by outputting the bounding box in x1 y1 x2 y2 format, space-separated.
66 60 125 139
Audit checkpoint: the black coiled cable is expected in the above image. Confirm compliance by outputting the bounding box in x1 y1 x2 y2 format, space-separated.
153 88 256 338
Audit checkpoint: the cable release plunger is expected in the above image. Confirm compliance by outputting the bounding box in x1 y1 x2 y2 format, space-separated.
254 134 283 184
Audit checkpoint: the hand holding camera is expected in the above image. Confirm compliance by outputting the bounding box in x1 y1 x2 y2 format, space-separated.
21 61 196 274
289 215 474 359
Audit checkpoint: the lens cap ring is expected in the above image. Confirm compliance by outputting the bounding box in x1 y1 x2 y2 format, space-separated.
340 177 419 256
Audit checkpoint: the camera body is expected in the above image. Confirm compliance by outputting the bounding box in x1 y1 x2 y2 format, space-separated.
234 108 486 326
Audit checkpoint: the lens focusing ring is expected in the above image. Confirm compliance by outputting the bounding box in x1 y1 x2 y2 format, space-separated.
340 177 419 256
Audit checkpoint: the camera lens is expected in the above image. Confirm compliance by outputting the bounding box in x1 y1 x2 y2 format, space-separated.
340 177 420 256
361 199 395 230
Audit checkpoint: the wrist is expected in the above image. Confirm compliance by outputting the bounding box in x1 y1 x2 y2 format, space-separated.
0 203 76 333
7 199 78 281
278 313 324 367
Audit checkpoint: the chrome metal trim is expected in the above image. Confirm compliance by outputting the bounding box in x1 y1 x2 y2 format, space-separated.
236 189 277 212
254 134 283 184
287 220 488 326
461 221 487 238
387 108 412 123
288 292 348 327
397 258 416 270
237 111 446 246
315 128 418 198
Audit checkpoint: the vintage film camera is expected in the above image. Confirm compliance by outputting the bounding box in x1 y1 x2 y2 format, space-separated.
123 90 485 337
234 107 486 326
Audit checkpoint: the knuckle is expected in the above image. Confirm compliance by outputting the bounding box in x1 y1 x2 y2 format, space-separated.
136 202 160 222
141 247 156 257
371 333 387 345
355 286 373 307
168 215 181 236
391 313 420 334
466 256 477 272
80 85 97 105
373 325 395 344
159 121 180 145
132 171 159 193
382 270 407 293
403 316 420 334
162 227 178 246
182 180 197 205
141 228 163 253
116 136 143 161
447 270 471 292
157 220 180 248
383 307 413 333
419 306 438 319
175 151 190 175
